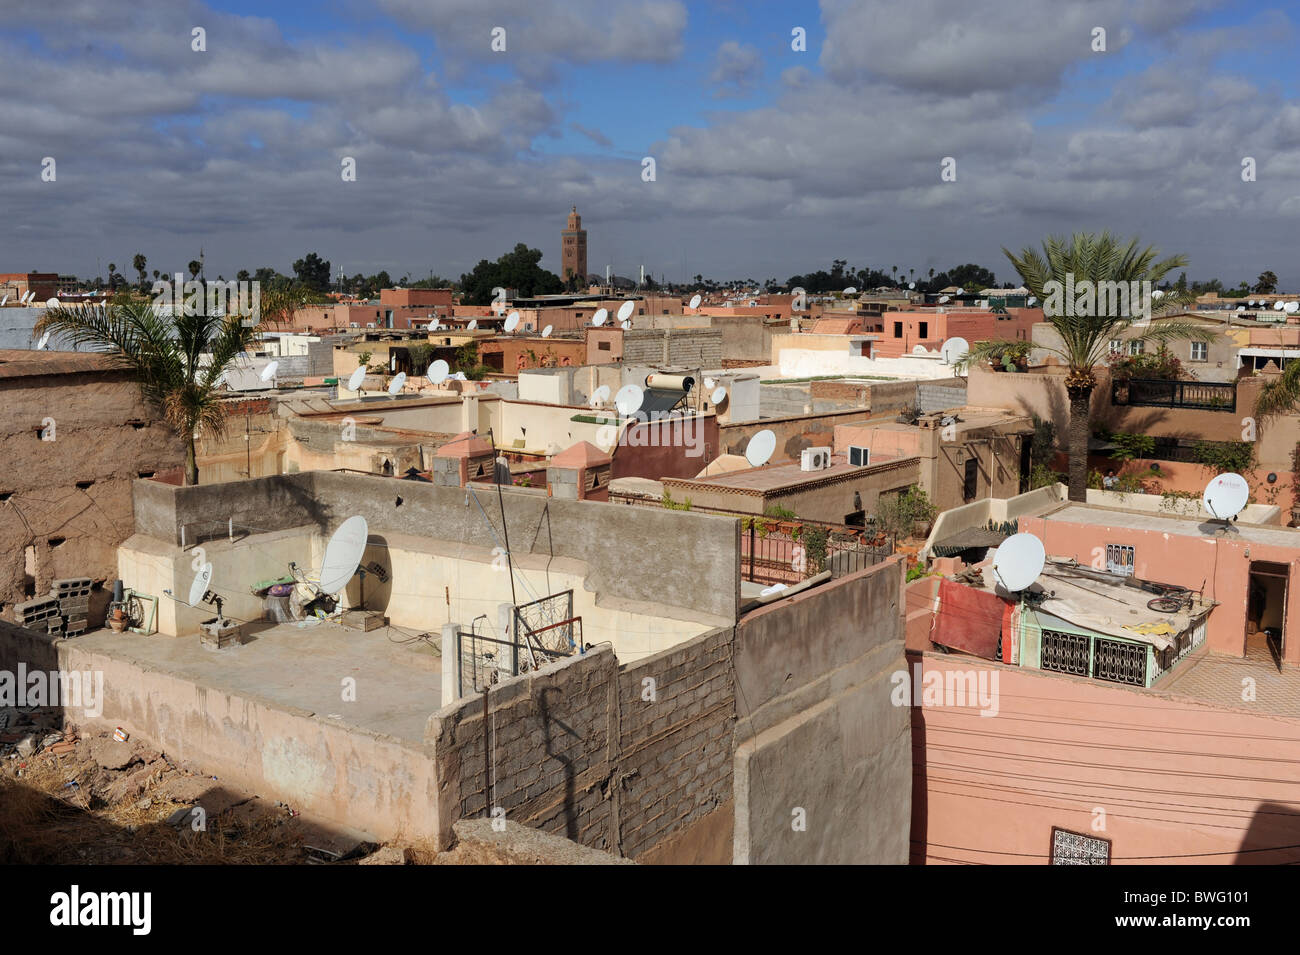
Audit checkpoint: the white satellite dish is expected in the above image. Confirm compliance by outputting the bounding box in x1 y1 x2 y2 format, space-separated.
1152 289 1165 299
427 359 449 384
592 307 608 326
541 324 553 337
614 384 644 416
468 319 478 330
617 300 635 321
844 286 858 295
589 384 611 407
938 295 950 304
1236 306 1245 312
504 311 520 332
745 429 776 467
347 366 366 391
620 319 631 330
1287 302 1299 313
704 377 715 389
940 336 970 366
710 386 727 405
35 331 50 350
0 295 8 306
188 562 213 607
319 516 369 594
1248 300 1256 306
759 583 788 598
1027 296 1037 306
388 372 407 395
1203 473 1249 520
260 360 279 381
908 282 916 289
991 533 1046 592
45 298 60 308
1275 301 1286 311
688 294 702 309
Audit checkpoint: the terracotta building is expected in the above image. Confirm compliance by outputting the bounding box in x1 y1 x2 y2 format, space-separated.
561 206 588 285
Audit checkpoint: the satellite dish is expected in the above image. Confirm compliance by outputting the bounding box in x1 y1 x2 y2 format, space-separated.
617 300 635 321
188 562 213 607
1203 473 1249 520
260 360 279 381
592 307 608 327
388 372 407 395
45 298 60 308
0 295 8 306
759 583 788 598
614 384 644 416
844 286 857 295
1275 301 1286 311
427 359 449 384
542 324 553 337
940 337 970 366
1236 305 1245 312
319 516 369 594
347 366 366 391
468 319 478 330
1288 302 1299 313
938 295 950 304
1027 296 1037 306
745 429 776 467
35 331 50 350
504 311 520 332
1152 289 1165 299
908 282 916 289
589 384 611 406
1248 300 1256 306
710 386 727 405
689 294 702 309
620 319 631 330
704 377 715 389
991 533 1046 592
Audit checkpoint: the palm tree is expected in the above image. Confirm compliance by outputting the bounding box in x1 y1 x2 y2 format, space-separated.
34 301 265 485
1255 360 1300 422
958 232 1202 502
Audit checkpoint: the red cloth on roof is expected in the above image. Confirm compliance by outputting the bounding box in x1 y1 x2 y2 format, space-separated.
934 578 1006 660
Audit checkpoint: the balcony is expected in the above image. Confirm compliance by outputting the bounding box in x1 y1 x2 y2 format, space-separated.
1111 377 1236 413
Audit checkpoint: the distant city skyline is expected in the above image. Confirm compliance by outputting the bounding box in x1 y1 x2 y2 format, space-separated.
2 1 1299 286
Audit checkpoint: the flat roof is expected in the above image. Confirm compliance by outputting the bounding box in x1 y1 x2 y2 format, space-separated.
1045 503 1300 549
671 452 905 494
0 349 121 379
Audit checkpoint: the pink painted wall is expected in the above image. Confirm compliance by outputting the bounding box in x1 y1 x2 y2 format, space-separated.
1018 513 1300 663
911 652 1300 864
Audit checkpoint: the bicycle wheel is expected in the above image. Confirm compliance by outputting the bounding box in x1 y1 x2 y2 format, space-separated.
1147 596 1182 613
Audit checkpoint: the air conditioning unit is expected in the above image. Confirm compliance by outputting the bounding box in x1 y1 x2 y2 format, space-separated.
349 322 359 328
366 322 376 329
848 446 871 467
800 447 832 471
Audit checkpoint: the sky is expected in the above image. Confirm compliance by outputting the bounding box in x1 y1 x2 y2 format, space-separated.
2 0 1299 288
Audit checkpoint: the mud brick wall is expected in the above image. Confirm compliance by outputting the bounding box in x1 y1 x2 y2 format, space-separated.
615 626 735 859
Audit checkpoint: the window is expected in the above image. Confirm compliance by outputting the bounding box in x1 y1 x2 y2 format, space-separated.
597 341 611 351
1108 340 1123 355
1051 828 1111 865
1191 341 1208 361
1128 340 1145 356
893 321 903 338
963 456 978 501
1093 637 1146 686
918 321 929 339
1040 629 1089 675
1105 544 1134 576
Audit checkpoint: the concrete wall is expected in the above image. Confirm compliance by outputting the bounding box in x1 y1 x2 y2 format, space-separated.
732 559 911 863
720 409 877 463
622 329 723 367
919 484 1068 560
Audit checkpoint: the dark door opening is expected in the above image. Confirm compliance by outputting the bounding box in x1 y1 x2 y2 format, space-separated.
1018 436 1032 494
1247 561 1288 669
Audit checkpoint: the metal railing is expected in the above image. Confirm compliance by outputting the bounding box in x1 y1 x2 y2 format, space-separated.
741 523 892 585
455 624 581 698
1111 377 1236 412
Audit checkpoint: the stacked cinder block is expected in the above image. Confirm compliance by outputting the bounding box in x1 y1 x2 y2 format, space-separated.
53 578 91 637
14 595 60 631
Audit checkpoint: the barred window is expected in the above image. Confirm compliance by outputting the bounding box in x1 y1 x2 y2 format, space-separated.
1093 637 1147 687
1041 629 1089 675
1051 827 1111 865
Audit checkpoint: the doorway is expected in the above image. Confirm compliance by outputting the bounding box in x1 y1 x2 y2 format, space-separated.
1246 561 1288 669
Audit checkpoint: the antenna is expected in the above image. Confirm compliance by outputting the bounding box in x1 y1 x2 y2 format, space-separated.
991 532 1046 592
427 359 450 385
260 360 279 382
388 371 407 396
745 429 776 467
614 384 644 416
940 336 970 366
1203 473 1249 521
318 516 369 597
